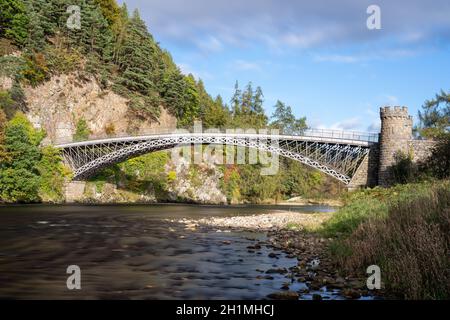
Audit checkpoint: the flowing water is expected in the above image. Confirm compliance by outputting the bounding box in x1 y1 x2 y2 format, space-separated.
0 204 344 300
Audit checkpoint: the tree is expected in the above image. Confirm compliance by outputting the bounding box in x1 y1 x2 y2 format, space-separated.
94 0 121 26
389 151 417 185
418 90 450 139
0 90 15 118
0 113 43 203
231 81 241 116
270 100 307 135
420 133 450 179
229 81 267 128
0 0 29 46
117 9 156 94
37 146 69 202
73 118 91 142
0 108 8 162
203 95 230 128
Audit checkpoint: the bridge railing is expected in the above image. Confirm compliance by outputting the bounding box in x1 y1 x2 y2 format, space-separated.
53 127 379 145
301 128 379 143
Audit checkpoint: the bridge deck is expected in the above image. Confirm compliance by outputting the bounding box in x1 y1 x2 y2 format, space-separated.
55 131 379 149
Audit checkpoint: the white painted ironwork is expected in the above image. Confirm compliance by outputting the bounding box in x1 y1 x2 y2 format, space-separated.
56 131 377 185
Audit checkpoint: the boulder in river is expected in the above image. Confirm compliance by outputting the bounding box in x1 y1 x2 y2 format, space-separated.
267 291 299 300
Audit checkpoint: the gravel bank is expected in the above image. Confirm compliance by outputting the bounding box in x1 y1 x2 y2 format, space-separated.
170 211 332 231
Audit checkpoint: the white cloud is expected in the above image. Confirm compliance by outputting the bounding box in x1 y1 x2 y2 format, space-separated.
281 31 327 48
314 54 361 63
233 60 262 72
317 117 363 131
178 63 213 80
120 0 450 52
314 49 420 64
383 95 399 106
196 36 223 53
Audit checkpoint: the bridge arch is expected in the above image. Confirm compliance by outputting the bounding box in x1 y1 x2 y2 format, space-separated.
56 131 377 186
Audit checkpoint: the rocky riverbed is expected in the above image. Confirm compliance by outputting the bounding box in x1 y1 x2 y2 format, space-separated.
169 211 380 300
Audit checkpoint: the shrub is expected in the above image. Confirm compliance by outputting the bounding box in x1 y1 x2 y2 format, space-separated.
421 134 450 179
20 53 49 86
46 46 83 75
37 146 70 203
389 151 418 184
325 181 450 299
167 170 177 183
104 122 115 136
73 118 90 142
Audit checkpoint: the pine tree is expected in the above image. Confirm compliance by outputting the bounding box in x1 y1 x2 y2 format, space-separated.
93 0 121 26
0 113 43 202
271 100 307 135
418 90 450 138
231 81 241 116
0 0 29 46
117 9 156 95
0 108 8 162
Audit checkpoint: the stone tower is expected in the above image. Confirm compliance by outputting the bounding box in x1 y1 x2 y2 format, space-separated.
378 106 413 187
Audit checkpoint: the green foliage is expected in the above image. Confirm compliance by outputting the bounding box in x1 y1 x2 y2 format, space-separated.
167 170 177 183
0 89 15 118
0 0 345 204
389 151 418 184
0 168 41 202
73 118 91 142
229 81 267 128
20 53 49 86
420 133 450 179
271 100 307 135
418 90 450 139
37 146 70 202
114 9 161 118
200 90 230 128
0 107 7 161
326 181 450 299
0 0 29 46
321 182 440 238
0 83 26 119
0 112 43 202
45 46 83 74
94 0 121 25
222 166 241 203
162 70 201 127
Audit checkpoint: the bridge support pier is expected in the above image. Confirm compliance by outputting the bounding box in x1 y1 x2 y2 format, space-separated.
347 144 379 190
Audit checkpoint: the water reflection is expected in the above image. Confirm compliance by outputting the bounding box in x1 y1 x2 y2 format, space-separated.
0 204 339 300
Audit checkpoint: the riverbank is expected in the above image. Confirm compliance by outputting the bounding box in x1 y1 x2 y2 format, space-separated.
170 211 375 300
321 180 449 300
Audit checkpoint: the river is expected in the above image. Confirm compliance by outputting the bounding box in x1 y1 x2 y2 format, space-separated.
0 204 346 300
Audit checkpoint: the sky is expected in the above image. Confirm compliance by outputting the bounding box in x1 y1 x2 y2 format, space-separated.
118 0 450 132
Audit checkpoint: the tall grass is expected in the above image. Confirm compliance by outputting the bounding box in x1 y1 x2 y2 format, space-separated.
322 180 450 299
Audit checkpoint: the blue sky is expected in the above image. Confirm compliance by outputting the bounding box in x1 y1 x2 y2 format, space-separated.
119 0 450 132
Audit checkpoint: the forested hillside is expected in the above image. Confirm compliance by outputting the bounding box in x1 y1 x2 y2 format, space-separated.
0 0 342 203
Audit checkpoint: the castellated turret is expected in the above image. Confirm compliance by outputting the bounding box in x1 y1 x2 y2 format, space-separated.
378 106 413 186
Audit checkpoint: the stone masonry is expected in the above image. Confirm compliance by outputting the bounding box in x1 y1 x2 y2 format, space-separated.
350 106 436 189
378 106 414 187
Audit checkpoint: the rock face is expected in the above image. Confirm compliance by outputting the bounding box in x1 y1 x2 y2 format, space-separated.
22 72 177 143
165 152 227 205
7 72 228 204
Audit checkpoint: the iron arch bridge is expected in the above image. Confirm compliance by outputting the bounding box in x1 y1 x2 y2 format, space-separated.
55 129 379 185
